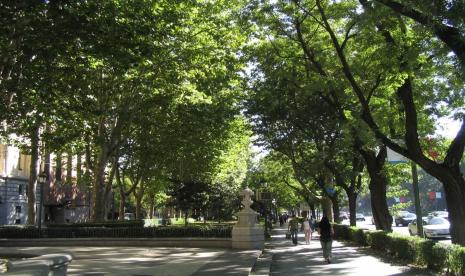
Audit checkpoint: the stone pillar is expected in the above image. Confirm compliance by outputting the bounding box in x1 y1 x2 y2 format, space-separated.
232 187 264 249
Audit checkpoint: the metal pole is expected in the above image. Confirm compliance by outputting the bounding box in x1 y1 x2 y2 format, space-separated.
411 162 423 237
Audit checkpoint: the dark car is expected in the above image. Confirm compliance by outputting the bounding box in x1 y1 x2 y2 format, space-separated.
394 211 416 226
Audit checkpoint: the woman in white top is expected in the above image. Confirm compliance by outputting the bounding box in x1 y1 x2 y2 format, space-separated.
303 217 312 244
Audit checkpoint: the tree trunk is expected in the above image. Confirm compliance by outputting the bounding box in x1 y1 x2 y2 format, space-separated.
321 196 333 221
134 185 145 220
427 167 465 245
362 147 392 231
76 154 82 185
66 152 72 185
104 160 116 221
347 189 357 227
119 190 126 221
310 203 316 219
55 152 62 183
148 193 154 219
27 125 39 225
330 193 340 223
91 144 109 222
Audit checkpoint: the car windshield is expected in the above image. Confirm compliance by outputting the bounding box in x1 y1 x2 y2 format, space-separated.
428 217 448 225
405 213 415 218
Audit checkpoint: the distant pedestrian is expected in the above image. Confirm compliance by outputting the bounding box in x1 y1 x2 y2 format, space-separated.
302 216 312 244
317 216 334 263
288 214 299 245
310 216 317 232
279 215 284 226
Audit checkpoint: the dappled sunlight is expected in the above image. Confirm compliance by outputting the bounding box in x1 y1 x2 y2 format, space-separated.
2 246 260 275
268 225 434 276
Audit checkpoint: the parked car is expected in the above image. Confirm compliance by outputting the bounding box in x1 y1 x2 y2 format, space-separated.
408 217 451 239
429 211 448 219
394 211 416 226
339 211 349 220
124 213 135 221
356 213 365 221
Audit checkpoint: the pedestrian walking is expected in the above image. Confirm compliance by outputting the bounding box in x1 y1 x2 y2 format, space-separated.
288 214 299 245
302 216 312 244
317 216 334 263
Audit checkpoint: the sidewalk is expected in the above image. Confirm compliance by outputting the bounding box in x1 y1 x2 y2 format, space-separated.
0 246 260 275
261 224 433 276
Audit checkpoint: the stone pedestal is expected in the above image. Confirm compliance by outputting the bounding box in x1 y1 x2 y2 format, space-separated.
232 187 264 249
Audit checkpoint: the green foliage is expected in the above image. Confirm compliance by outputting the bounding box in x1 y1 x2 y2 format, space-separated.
0 224 232 239
429 242 452 271
366 230 390 251
387 233 416 261
349 226 368 246
45 221 144 228
449 245 465 276
335 224 465 274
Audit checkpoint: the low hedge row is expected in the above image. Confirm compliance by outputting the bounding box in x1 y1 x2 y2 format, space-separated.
45 220 145 228
333 224 465 275
0 225 232 239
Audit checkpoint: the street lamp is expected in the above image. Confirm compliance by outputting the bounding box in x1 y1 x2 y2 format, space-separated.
259 182 272 238
38 172 47 237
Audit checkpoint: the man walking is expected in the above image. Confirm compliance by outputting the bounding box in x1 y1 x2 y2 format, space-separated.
288 214 300 245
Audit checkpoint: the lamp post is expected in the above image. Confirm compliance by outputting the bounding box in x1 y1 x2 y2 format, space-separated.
38 172 47 237
259 182 272 238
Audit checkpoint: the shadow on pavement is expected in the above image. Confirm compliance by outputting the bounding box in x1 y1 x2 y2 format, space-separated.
268 224 433 276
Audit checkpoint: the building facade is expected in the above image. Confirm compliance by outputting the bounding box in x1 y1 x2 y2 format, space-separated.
0 144 91 225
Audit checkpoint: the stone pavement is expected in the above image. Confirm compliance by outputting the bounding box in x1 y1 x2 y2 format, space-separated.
261 225 434 276
1 225 436 276
0 246 260 275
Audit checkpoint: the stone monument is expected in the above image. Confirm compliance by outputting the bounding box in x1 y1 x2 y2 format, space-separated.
232 187 264 249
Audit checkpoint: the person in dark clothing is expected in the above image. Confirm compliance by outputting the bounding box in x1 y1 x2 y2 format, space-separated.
317 216 334 263
288 214 300 245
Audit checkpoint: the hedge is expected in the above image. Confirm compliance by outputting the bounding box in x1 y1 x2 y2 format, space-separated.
334 224 465 275
0 224 232 239
45 220 144 228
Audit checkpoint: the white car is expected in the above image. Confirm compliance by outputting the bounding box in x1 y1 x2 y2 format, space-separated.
408 217 451 239
356 213 365 221
429 211 448 219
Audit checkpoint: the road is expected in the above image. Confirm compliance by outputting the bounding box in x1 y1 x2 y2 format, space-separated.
341 216 451 244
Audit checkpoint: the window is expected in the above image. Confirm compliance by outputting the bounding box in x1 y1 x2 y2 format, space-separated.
15 206 21 214
15 219 21 224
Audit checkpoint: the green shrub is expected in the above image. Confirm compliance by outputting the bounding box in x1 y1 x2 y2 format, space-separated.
449 245 465 275
349 227 368 246
45 220 144 228
428 242 452 272
367 230 390 251
0 224 232 238
387 234 415 262
410 237 435 266
333 224 350 240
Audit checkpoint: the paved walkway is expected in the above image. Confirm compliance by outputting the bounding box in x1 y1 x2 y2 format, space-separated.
1 225 435 275
266 225 433 276
0 246 260 275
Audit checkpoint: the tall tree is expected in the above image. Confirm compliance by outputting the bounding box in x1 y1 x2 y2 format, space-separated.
311 0 465 244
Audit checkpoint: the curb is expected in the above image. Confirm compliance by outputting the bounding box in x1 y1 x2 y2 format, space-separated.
249 245 272 275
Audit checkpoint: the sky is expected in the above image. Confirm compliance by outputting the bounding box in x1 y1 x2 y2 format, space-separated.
436 117 462 138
